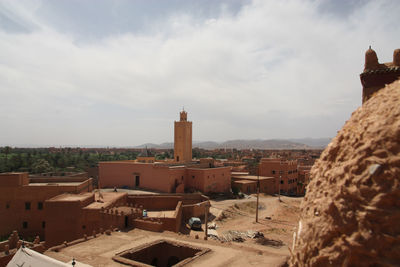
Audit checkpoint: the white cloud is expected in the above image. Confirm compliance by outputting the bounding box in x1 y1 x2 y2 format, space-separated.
0 0 399 146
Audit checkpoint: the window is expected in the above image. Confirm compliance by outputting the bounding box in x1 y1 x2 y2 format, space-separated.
6 203 10 209
42 221 46 228
272 170 276 174
23 221 28 229
82 225 86 229
192 175 195 179
38 202 43 210
279 171 283 175
25 202 31 210
280 180 284 184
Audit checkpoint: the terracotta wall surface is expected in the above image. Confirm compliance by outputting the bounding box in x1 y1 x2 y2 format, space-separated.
99 162 180 193
182 200 210 221
0 173 29 187
132 219 163 232
185 167 231 193
127 195 181 210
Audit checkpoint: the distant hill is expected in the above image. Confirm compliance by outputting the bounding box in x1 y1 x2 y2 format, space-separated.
288 138 331 148
135 138 331 150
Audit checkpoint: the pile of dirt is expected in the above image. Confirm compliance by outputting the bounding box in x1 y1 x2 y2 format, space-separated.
219 230 265 243
233 201 266 214
215 201 265 222
290 80 400 266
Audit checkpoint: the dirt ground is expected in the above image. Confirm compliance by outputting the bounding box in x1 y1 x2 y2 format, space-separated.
184 194 302 260
44 194 301 267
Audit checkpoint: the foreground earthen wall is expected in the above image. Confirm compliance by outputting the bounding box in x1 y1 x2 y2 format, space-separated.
290 80 400 266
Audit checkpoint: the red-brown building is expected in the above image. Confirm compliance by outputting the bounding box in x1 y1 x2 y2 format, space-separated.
297 165 312 195
259 158 298 195
231 173 276 195
0 172 93 240
99 161 231 194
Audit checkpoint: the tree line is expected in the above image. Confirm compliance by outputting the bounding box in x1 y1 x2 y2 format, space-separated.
0 147 140 174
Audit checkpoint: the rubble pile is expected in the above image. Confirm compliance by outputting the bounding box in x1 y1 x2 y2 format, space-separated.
218 230 264 242
290 80 400 266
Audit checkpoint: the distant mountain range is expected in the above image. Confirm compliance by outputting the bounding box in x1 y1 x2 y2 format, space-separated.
135 138 331 150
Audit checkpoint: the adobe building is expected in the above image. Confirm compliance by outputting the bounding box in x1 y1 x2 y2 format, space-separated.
99 111 231 194
0 172 93 240
360 47 400 103
44 192 210 247
231 172 276 195
259 158 298 195
297 165 311 195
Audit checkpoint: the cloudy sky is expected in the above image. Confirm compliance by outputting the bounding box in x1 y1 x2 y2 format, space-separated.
0 0 399 147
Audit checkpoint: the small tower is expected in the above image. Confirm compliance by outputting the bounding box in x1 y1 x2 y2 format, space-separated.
174 109 192 163
360 47 400 103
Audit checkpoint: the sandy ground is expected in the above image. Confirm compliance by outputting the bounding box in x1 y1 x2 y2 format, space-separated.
46 228 290 267
182 194 302 264
45 194 301 267
209 194 302 246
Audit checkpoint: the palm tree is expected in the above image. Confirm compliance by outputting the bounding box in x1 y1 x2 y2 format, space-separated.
3 146 11 171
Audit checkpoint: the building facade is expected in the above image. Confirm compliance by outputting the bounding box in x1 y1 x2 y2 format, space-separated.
259 158 298 195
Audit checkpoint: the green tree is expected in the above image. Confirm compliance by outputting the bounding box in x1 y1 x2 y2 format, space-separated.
2 146 11 172
32 159 52 174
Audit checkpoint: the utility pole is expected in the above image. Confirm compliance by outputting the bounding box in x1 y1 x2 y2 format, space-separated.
256 164 259 223
278 175 281 202
204 202 209 240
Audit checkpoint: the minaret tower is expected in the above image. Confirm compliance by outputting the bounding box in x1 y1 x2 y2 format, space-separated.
174 109 192 163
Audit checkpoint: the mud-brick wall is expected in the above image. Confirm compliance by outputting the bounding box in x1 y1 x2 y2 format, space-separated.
127 195 182 210
158 201 182 232
133 219 163 232
182 200 209 221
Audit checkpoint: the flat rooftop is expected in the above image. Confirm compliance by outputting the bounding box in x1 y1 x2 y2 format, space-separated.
45 229 288 266
48 193 93 202
232 175 275 181
233 180 257 184
84 192 127 210
28 182 83 186
231 172 249 175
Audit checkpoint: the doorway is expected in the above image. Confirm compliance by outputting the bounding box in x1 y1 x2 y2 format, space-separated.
125 216 129 228
135 175 140 187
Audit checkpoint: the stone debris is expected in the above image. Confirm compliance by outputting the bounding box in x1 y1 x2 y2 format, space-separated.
207 222 218 229
217 230 264 242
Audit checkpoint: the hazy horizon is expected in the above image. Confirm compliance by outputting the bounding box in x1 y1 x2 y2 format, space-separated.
1 0 399 146
1 137 331 148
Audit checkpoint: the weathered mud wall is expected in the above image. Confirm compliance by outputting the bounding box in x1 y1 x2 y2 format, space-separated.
290 80 400 266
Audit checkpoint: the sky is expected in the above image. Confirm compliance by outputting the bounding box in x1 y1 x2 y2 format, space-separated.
0 0 399 147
